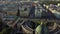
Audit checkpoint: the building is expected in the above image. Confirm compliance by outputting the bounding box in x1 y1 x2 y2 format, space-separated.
35 4 42 18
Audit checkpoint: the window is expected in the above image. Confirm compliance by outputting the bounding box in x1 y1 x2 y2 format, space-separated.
24 8 27 11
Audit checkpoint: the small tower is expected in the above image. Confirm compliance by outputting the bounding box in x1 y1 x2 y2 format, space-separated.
29 3 37 18
16 5 20 17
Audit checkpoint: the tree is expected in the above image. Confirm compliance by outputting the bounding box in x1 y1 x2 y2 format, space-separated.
0 18 3 32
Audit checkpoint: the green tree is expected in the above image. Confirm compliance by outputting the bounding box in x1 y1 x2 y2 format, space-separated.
0 27 13 34
35 21 49 34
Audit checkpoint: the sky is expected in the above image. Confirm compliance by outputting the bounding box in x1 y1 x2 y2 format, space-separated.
0 0 60 1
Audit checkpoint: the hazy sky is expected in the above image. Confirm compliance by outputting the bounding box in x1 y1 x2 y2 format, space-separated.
0 0 60 1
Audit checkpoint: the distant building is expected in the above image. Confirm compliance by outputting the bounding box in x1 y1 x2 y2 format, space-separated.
29 3 36 18
58 3 60 6
35 4 42 18
19 4 30 17
0 13 3 19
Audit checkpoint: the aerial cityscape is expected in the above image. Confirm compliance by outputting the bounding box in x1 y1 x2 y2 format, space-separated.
0 0 60 34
